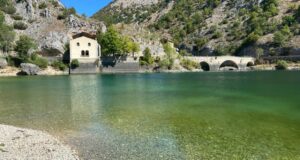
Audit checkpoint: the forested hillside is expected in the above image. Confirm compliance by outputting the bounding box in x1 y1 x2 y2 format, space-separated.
93 0 300 57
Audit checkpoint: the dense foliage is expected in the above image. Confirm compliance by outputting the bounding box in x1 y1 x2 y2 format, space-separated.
139 47 154 66
15 35 36 59
97 26 140 56
0 11 15 53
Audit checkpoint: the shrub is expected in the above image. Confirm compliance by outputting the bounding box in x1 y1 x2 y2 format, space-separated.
273 26 292 46
282 15 296 26
159 58 174 70
180 58 199 70
38 2 47 9
194 38 208 50
139 47 154 66
30 57 48 69
70 59 79 69
13 21 28 30
212 31 223 39
15 35 36 59
179 49 190 56
51 0 59 7
11 14 23 20
52 60 67 71
276 60 288 70
6 56 23 67
2 5 16 14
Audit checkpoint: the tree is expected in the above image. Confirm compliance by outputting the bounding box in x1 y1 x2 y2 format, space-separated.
123 37 140 57
97 26 139 57
140 47 154 65
159 43 178 69
97 26 124 56
15 35 36 59
273 26 292 46
70 59 79 69
276 60 288 70
0 11 15 54
131 43 140 57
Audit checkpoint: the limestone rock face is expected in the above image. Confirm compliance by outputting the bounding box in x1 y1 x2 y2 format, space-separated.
67 15 107 34
20 63 41 75
0 58 8 69
40 32 69 55
3 0 106 56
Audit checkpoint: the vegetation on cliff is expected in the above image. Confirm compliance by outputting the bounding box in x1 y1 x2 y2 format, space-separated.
93 0 300 57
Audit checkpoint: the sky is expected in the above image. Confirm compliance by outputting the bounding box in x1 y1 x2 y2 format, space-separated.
60 0 112 17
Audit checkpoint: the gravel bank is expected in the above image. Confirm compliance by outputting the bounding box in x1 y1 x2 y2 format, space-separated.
0 124 78 160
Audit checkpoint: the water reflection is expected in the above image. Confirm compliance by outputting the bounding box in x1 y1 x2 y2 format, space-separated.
0 73 300 159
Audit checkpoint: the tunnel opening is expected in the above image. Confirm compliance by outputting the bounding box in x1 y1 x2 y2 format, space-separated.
219 60 239 71
247 62 255 67
200 62 210 71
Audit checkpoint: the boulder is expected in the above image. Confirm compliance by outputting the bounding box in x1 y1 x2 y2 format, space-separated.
20 63 41 75
0 58 8 69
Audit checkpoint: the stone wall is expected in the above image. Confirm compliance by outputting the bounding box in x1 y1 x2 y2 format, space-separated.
70 63 100 74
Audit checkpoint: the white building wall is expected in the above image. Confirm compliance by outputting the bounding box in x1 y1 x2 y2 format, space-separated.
70 37 101 63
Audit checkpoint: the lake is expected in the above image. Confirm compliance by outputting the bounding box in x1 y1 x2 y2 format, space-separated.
0 72 299 159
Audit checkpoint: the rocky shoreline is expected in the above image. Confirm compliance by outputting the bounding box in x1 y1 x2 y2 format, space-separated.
1 64 300 77
0 124 78 160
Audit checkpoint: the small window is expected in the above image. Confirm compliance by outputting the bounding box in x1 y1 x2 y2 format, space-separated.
81 50 85 56
77 42 80 46
88 43 91 47
86 50 89 57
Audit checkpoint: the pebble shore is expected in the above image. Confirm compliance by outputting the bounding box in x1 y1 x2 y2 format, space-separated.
0 124 78 160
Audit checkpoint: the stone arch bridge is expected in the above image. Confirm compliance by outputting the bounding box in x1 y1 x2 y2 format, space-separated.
186 56 255 71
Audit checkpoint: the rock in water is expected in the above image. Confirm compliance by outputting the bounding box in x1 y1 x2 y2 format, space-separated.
20 63 41 75
0 58 8 69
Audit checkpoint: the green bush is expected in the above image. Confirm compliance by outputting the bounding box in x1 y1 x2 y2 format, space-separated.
273 26 292 46
11 14 23 20
57 8 76 20
52 60 67 71
139 47 154 66
15 35 36 59
2 5 16 15
51 0 59 7
70 59 79 69
28 54 48 69
38 2 47 9
159 58 174 70
276 60 288 70
180 58 199 70
282 15 296 26
212 31 223 39
6 56 23 67
13 21 28 30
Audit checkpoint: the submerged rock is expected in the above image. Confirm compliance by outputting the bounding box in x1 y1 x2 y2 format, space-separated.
20 63 41 75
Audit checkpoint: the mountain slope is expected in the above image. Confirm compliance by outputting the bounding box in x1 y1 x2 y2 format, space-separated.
93 0 300 57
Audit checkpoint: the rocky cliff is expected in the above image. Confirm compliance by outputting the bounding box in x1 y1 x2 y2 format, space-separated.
2 0 106 56
93 0 300 57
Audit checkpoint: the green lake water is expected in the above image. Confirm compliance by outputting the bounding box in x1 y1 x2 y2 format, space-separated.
0 72 300 159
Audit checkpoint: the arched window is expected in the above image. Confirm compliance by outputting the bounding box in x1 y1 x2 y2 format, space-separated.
88 43 91 47
81 50 85 56
86 50 89 57
77 42 80 46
